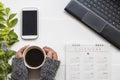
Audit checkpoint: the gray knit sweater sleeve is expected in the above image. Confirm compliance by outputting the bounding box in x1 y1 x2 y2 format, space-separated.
11 58 28 80
11 57 60 80
40 57 60 80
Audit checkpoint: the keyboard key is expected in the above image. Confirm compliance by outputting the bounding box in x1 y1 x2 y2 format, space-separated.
92 7 108 20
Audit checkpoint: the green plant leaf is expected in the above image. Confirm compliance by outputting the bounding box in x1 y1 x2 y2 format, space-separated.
0 49 4 56
6 63 12 73
9 18 18 28
0 7 4 11
0 23 6 29
0 2 4 7
6 7 10 15
0 27 9 35
0 16 5 21
8 30 18 39
6 50 16 60
7 19 11 27
0 2 4 11
0 74 4 80
4 35 10 40
8 39 19 46
0 60 7 75
0 11 5 16
0 37 4 47
0 49 4 60
9 13 16 20
0 37 3 40
7 30 18 46
0 65 4 74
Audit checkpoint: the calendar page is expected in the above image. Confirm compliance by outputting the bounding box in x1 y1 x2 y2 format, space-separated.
66 44 111 80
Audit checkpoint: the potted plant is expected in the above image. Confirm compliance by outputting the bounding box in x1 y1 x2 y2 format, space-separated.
0 2 18 80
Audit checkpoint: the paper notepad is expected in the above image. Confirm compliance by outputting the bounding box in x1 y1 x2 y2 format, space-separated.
66 44 111 80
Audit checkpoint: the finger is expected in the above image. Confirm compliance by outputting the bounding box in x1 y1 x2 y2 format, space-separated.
43 47 49 54
44 46 53 50
19 45 29 53
44 46 56 53
15 52 23 58
47 51 52 58
52 52 58 60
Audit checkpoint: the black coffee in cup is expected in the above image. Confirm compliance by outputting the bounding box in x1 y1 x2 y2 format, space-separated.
23 46 46 69
25 48 45 67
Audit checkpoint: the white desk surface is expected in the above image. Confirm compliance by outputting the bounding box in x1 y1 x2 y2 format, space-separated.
1 0 120 80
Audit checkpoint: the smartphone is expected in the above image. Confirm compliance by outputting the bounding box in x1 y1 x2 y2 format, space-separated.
22 8 38 39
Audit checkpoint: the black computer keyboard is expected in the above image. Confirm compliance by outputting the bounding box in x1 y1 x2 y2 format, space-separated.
77 0 120 30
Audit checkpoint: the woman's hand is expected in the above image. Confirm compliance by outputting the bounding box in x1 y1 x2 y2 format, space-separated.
15 45 29 58
43 46 58 60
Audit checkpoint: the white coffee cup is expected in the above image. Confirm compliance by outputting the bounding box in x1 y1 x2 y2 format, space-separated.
23 46 46 69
